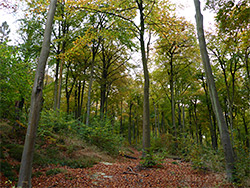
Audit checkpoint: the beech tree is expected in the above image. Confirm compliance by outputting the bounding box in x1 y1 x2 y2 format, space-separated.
194 0 235 181
18 0 57 187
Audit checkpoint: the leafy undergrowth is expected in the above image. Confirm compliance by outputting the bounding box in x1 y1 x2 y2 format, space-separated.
1 148 235 188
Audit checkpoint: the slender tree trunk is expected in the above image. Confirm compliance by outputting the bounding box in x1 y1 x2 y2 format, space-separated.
133 112 136 142
86 41 99 126
65 66 75 114
188 107 194 139
194 0 235 180
128 101 133 145
77 80 81 119
178 102 181 133
157 105 160 136
79 79 85 119
57 57 63 110
170 58 176 141
212 111 218 148
54 59 59 110
218 57 235 147
182 104 185 135
161 111 165 134
153 100 157 138
18 1 57 187
136 113 138 145
86 64 94 126
120 100 123 135
193 100 199 144
74 86 78 119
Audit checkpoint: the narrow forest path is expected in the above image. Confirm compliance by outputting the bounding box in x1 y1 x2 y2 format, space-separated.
29 148 234 188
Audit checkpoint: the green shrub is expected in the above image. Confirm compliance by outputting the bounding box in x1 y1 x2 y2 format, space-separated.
46 168 67 176
233 146 250 186
38 110 78 137
60 157 98 168
32 171 43 178
5 144 24 162
140 148 163 168
0 161 17 181
184 143 224 172
77 118 123 156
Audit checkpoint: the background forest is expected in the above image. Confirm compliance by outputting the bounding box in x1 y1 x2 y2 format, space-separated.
0 0 249 187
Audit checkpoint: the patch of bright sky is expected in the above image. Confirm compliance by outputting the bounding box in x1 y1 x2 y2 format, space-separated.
0 0 26 45
0 0 216 45
172 0 216 31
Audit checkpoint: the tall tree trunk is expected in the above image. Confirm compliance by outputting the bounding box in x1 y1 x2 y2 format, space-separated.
157 105 160 136
133 112 136 142
100 43 107 120
65 65 75 114
86 41 99 126
170 58 176 141
153 100 157 138
57 57 63 110
194 0 235 180
18 1 57 187
74 85 78 119
188 107 194 139
178 102 181 133
136 0 150 153
193 100 199 144
53 59 59 110
242 111 249 149
182 104 185 135
79 79 85 119
77 80 81 119
120 100 123 135
161 111 165 134
128 101 133 145
86 63 94 126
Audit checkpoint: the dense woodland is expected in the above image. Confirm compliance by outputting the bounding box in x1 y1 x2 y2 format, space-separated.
0 0 249 187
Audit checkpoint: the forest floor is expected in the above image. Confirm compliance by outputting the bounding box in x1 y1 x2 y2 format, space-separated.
1 148 235 188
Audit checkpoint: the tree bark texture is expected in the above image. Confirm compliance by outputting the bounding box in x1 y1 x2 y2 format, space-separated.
18 0 57 187
136 0 150 152
194 0 235 180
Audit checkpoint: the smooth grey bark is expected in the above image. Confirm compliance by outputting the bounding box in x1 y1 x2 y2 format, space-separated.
86 39 100 126
136 0 151 152
194 0 235 180
17 0 57 187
